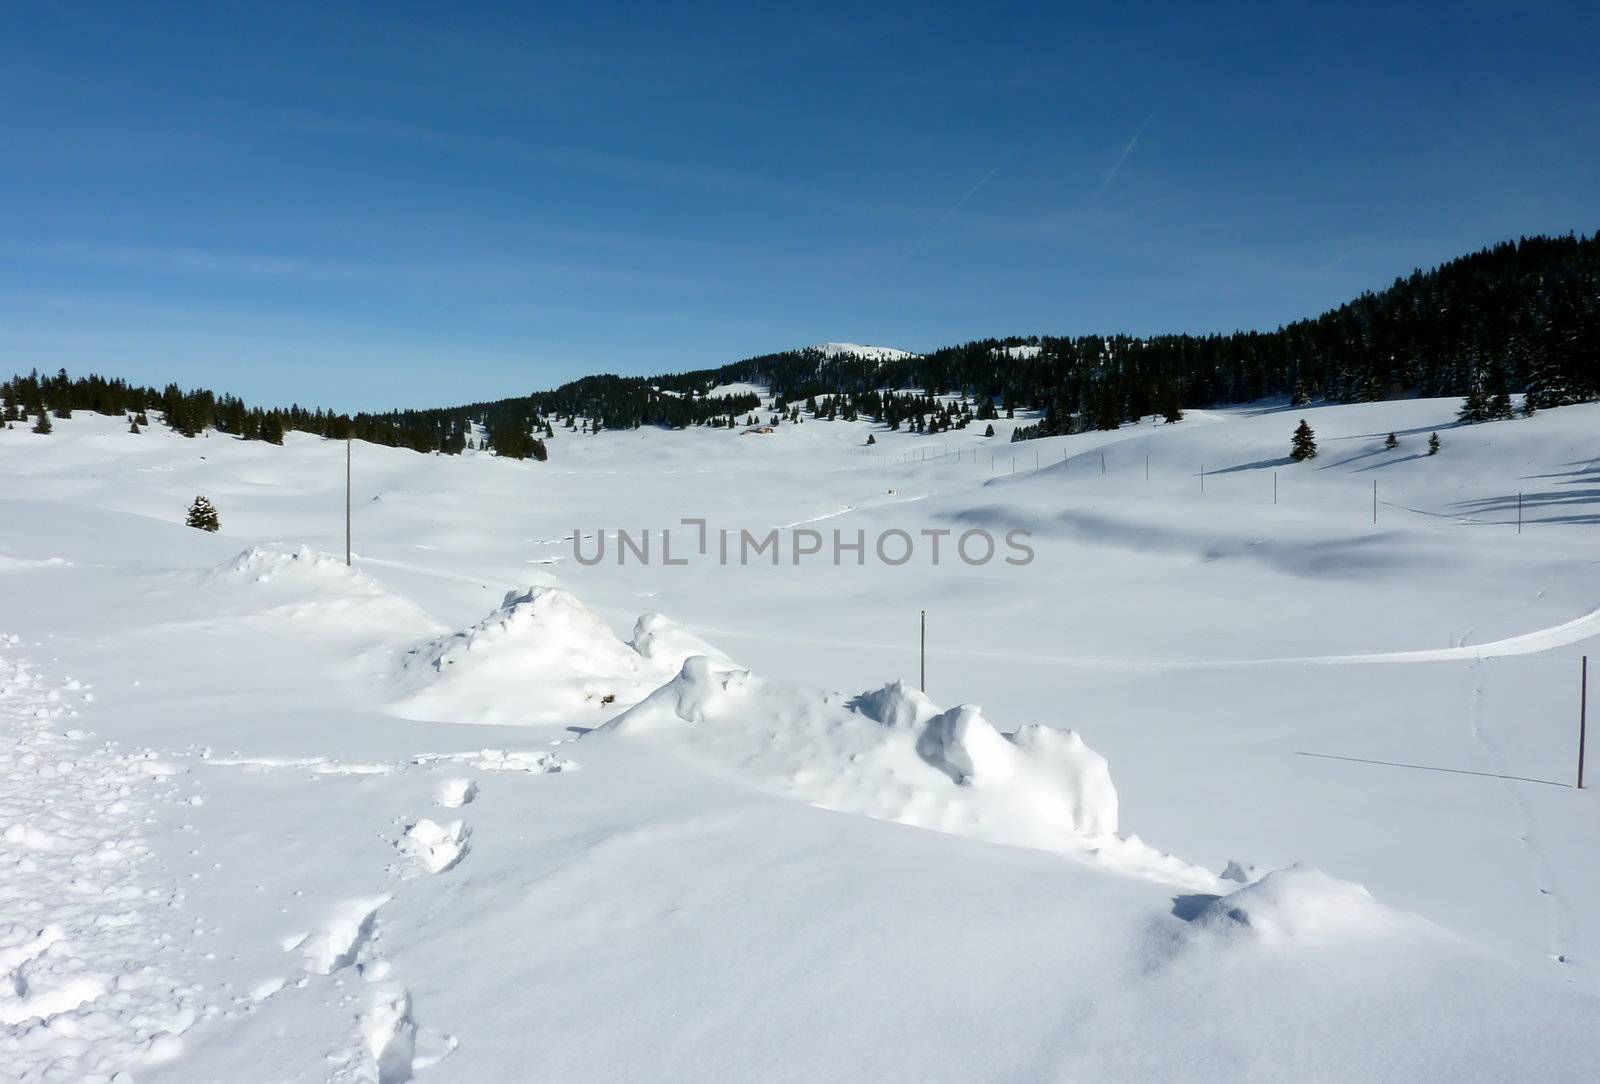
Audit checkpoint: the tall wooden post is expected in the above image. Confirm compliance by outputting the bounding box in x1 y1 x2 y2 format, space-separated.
1580 655 1588 789
345 436 352 567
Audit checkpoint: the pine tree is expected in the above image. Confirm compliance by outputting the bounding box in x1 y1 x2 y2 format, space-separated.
32 411 52 435
1384 432 1398 449
1428 432 1441 456
984 423 995 437
1458 381 1488 423
865 433 876 445
1289 380 1311 407
1290 419 1317 461
1162 392 1184 424
129 419 141 434
186 495 220 532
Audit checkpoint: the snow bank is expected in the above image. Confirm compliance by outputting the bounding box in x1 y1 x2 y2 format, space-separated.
201 546 439 636
1193 865 1391 944
600 658 1210 889
392 587 730 727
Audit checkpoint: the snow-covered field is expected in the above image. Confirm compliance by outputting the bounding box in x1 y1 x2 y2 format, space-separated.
2 395 1598 1081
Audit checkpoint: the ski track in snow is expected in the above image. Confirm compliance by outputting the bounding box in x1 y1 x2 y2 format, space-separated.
693 602 1600 673
0 652 200 1080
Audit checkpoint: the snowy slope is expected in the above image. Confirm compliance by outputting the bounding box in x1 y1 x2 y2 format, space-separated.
2 396 1599 1081
811 342 918 360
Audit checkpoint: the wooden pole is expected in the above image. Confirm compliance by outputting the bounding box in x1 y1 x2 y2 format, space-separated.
345 436 352 567
1518 491 1523 534
1145 454 1149 481
1274 471 1278 505
1200 464 1205 492
1580 655 1588 789
920 610 927 694
1373 480 1377 525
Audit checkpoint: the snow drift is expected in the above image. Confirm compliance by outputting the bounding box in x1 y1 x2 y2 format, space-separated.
391 586 731 727
600 658 1215 890
201 545 440 637
1192 865 1394 944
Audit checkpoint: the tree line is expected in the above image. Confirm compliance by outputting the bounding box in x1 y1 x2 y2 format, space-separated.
7 233 1596 456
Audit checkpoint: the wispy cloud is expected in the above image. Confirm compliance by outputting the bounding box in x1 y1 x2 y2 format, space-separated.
1097 110 1156 193
282 113 923 225
5 239 719 295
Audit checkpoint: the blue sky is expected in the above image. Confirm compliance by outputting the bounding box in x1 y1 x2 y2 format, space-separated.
2 2 1597 411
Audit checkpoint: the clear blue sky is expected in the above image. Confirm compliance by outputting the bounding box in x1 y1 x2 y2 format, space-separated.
2 2 1596 412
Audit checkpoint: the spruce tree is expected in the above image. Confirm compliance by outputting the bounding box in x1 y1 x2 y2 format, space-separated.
1384 432 1398 449
1290 419 1317 461
129 419 141 434
984 423 995 437
1162 393 1183 424
865 433 876 445
32 411 52 434
1458 382 1488 423
186 495 220 532
1428 432 1441 455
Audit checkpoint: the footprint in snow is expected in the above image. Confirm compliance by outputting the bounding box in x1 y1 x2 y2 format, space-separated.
400 818 470 875
435 778 477 808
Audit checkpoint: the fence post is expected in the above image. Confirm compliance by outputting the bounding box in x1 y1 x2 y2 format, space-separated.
1580 655 1588 789
1373 480 1377 525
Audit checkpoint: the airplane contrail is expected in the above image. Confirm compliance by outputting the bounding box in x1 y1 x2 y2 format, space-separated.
903 166 999 257
1097 111 1156 193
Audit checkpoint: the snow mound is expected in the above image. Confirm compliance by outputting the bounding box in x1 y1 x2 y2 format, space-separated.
600 658 1209 889
392 588 734 727
1194 865 1389 943
200 546 439 635
629 613 736 671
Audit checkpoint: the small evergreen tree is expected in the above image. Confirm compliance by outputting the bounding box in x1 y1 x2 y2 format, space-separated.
1289 380 1311 407
1162 394 1183 424
1458 382 1488 423
865 433 876 445
984 423 995 437
1427 432 1441 455
129 419 141 434
1290 419 1316 461
32 411 52 435
1384 432 1398 449
186 495 220 532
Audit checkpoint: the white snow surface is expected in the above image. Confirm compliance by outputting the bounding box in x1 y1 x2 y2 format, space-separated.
2 395 1599 1080
811 341 917 360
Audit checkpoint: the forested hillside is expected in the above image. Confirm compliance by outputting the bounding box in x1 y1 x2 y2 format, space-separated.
5 233 1596 456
